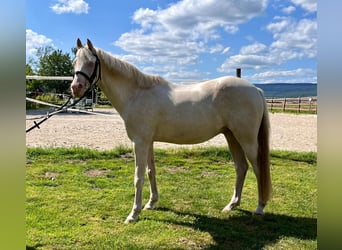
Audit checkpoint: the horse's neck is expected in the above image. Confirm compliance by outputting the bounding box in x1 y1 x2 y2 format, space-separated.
97 57 137 115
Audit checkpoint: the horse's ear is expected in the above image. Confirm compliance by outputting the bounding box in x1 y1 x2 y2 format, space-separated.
87 39 96 53
77 38 83 49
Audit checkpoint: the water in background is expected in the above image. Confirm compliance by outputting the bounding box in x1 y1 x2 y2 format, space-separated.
254 83 317 98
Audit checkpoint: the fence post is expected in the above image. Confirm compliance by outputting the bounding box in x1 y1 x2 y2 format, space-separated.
236 68 241 78
283 98 287 112
298 97 301 113
308 97 312 112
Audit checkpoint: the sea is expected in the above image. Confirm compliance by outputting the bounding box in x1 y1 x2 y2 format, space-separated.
254 83 317 98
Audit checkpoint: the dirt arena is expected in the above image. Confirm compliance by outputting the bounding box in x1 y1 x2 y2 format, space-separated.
26 108 317 152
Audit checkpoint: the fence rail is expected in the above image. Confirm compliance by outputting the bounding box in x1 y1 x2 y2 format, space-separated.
266 96 317 113
26 75 73 81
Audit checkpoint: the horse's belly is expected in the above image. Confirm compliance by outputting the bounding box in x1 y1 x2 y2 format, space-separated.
154 120 222 144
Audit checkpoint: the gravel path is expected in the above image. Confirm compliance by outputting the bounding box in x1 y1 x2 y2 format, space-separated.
26 108 317 152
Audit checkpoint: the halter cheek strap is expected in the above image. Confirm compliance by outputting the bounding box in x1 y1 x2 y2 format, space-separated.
74 54 101 87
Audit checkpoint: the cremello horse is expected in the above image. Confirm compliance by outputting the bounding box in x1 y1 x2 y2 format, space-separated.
71 39 272 223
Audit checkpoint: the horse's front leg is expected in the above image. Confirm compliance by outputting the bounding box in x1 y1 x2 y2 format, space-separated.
125 141 148 224
144 142 159 210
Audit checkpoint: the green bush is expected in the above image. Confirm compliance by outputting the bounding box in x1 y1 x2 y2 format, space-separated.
26 94 65 110
37 93 59 103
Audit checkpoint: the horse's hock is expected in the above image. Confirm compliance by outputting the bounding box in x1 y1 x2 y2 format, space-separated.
26 109 317 152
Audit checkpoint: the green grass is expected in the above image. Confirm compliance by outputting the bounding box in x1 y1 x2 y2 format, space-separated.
269 108 317 115
26 146 317 249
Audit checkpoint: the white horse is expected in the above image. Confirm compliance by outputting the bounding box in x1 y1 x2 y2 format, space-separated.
71 39 272 223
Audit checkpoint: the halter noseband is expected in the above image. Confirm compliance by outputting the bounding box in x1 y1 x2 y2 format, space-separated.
74 53 101 87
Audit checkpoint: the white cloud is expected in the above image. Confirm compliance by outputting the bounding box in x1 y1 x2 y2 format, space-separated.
282 5 296 14
115 30 204 66
209 44 224 54
269 18 317 58
154 0 267 33
221 47 231 54
129 0 266 40
26 29 53 55
51 0 89 14
223 25 239 34
164 69 206 82
249 68 317 83
132 8 158 30
114 0 267 79
291 0 316 13
219 17 317 73
240 42 268 55
218 54 275 72
266 18 291 33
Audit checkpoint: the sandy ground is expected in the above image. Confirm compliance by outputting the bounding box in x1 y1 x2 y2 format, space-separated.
26 108 317 152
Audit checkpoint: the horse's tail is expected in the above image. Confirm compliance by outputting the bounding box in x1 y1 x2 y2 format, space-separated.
257 88 272 203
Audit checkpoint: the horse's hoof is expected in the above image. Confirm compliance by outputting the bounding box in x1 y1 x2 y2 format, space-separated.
143 204 153 210
253 209 265 216
143 201 157 210
222 202 239 212
124 216 137 224
254 203 265 216
222 206 232 213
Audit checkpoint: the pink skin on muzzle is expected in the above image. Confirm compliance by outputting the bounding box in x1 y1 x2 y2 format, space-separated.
70 77 86 98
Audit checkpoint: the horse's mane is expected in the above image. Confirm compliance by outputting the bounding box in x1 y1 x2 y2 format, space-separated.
96 49 169 88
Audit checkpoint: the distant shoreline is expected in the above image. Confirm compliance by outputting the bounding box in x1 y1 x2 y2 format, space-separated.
254 83 317 98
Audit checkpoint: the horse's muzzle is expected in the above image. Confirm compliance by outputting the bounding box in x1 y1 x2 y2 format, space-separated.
70 82 86 98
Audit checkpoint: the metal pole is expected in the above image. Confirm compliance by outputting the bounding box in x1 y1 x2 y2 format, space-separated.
236 68 241 78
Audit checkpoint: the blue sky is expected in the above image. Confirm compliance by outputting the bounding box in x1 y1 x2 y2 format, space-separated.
26 0 317 84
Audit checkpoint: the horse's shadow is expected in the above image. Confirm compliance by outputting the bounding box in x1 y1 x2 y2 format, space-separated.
26 208 317 250
154 207 317 249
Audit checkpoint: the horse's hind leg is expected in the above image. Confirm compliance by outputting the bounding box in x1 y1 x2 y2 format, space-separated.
144 142 159 210
243 142 268 215
222 130 249 212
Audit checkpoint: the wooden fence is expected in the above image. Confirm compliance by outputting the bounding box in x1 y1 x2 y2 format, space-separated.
266 96 317 113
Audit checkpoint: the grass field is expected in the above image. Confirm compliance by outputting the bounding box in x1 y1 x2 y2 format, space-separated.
26 147 317 249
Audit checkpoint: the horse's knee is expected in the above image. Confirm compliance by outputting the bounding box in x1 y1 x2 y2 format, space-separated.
147 168 155 177
134 164 146 188
134 176 144 189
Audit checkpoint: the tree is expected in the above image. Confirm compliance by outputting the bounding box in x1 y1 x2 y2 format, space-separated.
26 63 40 92
35 46 73 94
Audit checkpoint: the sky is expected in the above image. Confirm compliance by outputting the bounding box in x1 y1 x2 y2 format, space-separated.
26 0 317 84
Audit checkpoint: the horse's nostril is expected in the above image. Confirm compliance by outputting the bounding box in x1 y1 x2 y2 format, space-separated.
71 84 82 91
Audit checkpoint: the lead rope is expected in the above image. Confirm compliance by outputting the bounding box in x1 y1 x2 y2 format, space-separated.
26 87 90 133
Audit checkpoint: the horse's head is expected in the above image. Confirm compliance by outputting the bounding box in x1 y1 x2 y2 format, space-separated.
71 38 100 98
